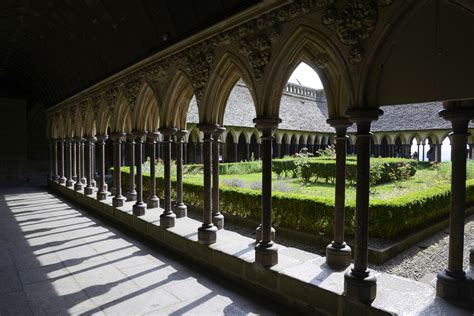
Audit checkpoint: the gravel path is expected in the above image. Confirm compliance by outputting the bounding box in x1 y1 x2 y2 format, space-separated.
371 215 474 281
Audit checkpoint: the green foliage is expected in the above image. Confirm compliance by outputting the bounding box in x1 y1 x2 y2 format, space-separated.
294 148 314 182
120 168 473 239
183 161 262 175
272 157 417 184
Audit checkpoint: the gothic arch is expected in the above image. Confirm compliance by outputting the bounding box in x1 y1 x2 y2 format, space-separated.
83 103 97 137
96 99 111 136
133 81 161 132
110 91 131 133
202 51 258 125
162 70 194 129
72 106 84 138
262 24 352 119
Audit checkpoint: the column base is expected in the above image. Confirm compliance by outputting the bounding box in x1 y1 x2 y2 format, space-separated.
344 268 377 303
326 242 352 270
436 270 473 307
212 213 224 230
255 242 278 267
91 179 97 187
66 179 74 188
127 191 137 202
255 225 275 242
147 196 160 209
198 224 218 244
81 178 87 185
59 177 66 184
112 195 126 207
84 186 95 195
160 212 176 228
96 191 108 201
173 203 187 218
133 202 147 216
74 182 83 191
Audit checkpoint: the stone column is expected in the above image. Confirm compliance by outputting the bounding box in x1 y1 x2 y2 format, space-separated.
59 139 66 184
344 109 382 303
183 142 188 164
147 132 160 209
159 127 177 227
74 138 83 190
436 107 474 304
84 137 96 195
96 135 108 200
110 133 126 207
174 130 187 217
326 119 352 269
80 138 86 184
274 142 281 159
422 144 426 161
92 141 98 187
212 127 225 229
436 144 442 162
126 134 137 201
65 139 74 187
417 144 421 160
197 124 218 244
53 139 59 181
72 140 77 181
233 142 238 162
132 131 147 216
254 118 280 267
48 139 54 181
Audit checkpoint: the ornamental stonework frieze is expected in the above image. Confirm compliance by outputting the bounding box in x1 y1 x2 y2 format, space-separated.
321 0 393 64
183 47 215 101
238 26 280 81
122 78 143 109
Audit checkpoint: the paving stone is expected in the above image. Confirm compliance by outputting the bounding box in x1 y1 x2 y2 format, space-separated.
0 291 33 315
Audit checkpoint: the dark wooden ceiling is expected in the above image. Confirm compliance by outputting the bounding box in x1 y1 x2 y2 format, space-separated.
0 0 258 106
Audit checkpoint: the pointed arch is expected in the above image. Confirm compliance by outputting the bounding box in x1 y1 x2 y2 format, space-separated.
202 51 258 124
83 104 97 137
162 69 194 129
72 106 84 138
262 24 352 119
110 91 131 133
64 109 75 138
133 81 161 132
96 99 111 136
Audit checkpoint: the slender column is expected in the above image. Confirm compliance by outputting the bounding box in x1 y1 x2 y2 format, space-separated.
126 134 137 201
174 130 187 217
344 109 382 303
436 144 442 162
91 142 97 187
196 124 218 244
110 133 126 207
132 131 147 216
417 144 420 161
183 142 188 164
212 127 225 229
254 118 280 267
422 144 426 161
326 120 352 269
72 140 77 181
96 135 108 200
84 137 96 195
80 139 86 184
159 127 177 227
74 138 83 190
53 139 59 181
233 142 238 162
66 139 74 187
147 132 160 209
436 106 474 304
59 139 66 184
48 139 54 181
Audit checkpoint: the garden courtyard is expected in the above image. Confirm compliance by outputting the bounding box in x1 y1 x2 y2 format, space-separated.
119 151 474 285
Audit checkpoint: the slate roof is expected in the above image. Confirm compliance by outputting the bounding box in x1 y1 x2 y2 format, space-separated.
186 82 334 133
187 82 466 133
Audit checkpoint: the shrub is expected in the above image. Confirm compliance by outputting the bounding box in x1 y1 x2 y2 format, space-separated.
183 161 261 175
120 169 473 239
273 157 417 184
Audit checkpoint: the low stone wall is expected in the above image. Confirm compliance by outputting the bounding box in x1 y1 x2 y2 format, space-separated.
49 181 455 315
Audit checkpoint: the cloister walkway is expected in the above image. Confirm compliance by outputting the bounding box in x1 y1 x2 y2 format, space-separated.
0 186 277 315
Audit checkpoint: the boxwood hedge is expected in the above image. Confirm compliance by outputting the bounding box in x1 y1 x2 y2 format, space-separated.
273 157 417 184
120 168 474 239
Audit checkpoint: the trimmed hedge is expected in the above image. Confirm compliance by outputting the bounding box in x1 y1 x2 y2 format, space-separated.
121 168 474 239
183 161 261 175
273 157 417 184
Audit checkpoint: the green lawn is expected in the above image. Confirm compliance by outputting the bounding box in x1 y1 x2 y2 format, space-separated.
183 167 451 203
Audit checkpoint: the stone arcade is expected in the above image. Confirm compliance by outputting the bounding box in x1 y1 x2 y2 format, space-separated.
1 0 474 314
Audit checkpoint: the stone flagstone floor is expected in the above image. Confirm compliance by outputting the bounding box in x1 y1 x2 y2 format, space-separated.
0 186 279 315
